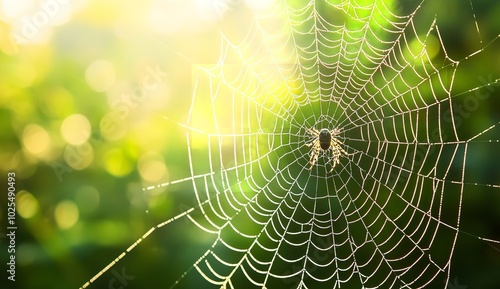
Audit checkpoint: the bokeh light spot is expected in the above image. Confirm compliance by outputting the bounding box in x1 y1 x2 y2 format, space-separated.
22 124 51 156
61 113 91 145
138 152 168 182
407 34 440 63
425 34 440 60
16 190 40 219
85 59 116 92
54 200 79 230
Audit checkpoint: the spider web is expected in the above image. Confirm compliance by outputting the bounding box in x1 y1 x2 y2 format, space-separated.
81 0 500 288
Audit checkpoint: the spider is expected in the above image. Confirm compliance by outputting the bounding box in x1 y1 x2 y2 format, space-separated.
306 127 348 172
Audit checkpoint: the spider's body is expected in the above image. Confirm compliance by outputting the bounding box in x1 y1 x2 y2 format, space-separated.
306 127 348 172
318 128 332 150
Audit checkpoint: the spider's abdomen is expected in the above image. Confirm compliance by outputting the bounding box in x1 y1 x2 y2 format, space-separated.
319 128 331 150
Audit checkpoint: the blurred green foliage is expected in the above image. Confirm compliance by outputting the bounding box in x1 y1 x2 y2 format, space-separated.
0 1 499 289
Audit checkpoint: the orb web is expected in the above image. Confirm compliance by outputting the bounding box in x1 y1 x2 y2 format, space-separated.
81 0 500 288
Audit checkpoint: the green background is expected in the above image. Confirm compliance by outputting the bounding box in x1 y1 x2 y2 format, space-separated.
1 0 499 288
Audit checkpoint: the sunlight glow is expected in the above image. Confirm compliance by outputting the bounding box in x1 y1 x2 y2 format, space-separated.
245 0 276 12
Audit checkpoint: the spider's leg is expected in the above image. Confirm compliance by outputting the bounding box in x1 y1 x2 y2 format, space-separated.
337 143 349 156
307 128 319 136
330 128 341 137
305 136 318 147
309 141 319 160
332 137 344 145
309 141 320 170
332 138 353 156
330 156 341 173
327 140 343 173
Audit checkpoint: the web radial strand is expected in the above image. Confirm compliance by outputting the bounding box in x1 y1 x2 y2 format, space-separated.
114 1 500 289
167 1 496 288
